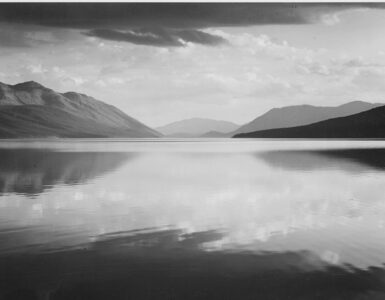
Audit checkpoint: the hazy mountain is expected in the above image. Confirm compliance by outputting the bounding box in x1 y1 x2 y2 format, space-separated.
234 105 385 138
156 118 239 137
200 130 229 138
0 81 161 138
233 101 383 136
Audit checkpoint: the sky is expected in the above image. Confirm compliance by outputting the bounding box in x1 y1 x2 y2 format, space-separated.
1 3 385 127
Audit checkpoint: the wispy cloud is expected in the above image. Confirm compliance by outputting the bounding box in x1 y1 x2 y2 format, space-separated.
86 28 226 47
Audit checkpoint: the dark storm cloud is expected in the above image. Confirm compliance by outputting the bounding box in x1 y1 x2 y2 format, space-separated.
0 3 310 28
86 28 226 47
0 3 384 47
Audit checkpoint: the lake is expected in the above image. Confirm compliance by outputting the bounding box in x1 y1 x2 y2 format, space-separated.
1 139 385 299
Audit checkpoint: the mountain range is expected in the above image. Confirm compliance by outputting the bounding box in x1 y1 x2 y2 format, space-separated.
156 118 239 137
232 101 383 136
0 81 161 138
0 80 384 139
234 104 385 139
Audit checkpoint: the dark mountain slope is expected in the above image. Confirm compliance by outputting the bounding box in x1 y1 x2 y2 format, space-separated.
234 105 385 138
233 101 383 135
0 81 160 138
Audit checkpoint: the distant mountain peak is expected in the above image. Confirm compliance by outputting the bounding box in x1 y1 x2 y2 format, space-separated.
156 118 239 137
12 81 47 90
338 100 374 107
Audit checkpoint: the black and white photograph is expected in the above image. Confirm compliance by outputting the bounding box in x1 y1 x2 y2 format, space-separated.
1 2 385 299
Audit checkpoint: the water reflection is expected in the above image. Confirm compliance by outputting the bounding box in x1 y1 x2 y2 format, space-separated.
257 148 385 172
0 149 131 195
1 141 385 299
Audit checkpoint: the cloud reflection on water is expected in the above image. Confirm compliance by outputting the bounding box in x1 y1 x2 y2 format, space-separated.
3 227 385 300
0 142 385 271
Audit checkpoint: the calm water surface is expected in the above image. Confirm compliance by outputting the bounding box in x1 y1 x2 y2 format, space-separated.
1 139 385 299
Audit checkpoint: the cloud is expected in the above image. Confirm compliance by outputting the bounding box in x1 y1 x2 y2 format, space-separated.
0 3 327 28
1 3 384 28
297 55 385 79
86 28 226 47
0 23 81 48
0 3 384 47
0 29 31 47
297 60 331 76
0 25 55 48
320 13 342 26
